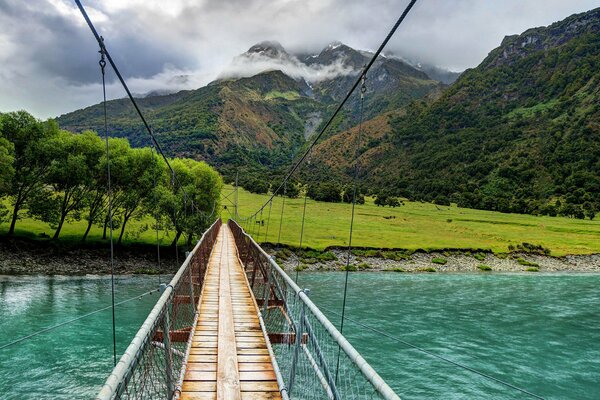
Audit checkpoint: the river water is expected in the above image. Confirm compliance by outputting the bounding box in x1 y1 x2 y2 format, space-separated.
0 273 598 399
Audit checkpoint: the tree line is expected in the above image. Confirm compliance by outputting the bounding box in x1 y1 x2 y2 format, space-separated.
0 111 222 245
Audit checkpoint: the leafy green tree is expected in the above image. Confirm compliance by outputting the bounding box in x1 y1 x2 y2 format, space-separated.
156 158 222 247
342 187 365 204
113 147 162 244
80 137 130 241
0 111 58 235
307 182 342 203
29 131 104 239
0 120 15 223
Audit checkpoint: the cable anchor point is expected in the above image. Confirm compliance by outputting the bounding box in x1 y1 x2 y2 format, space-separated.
98 36 107 72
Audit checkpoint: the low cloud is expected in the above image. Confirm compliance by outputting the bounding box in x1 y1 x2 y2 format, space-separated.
218 52 358 84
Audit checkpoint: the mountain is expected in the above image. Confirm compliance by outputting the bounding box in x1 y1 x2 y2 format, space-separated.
57 41 442 179
309 8 600 217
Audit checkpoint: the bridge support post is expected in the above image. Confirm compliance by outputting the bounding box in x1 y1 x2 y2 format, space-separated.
288 288 309 395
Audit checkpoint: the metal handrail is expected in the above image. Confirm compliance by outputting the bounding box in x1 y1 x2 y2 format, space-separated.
228 219 401 400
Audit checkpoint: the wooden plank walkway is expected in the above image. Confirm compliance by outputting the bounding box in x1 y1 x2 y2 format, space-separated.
180 224 282 400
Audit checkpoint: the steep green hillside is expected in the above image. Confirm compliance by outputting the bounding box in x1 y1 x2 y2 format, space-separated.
309 8 600 218
57 43 441 181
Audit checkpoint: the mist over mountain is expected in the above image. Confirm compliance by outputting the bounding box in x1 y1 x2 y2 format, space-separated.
307 7 600 216
57 41 441 178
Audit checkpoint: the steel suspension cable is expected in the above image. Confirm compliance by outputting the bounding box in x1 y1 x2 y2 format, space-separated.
74 0 212 222
321 306 546 400
335 73 367 381
0 289 160 351
242 0 418 220
98 41 118 367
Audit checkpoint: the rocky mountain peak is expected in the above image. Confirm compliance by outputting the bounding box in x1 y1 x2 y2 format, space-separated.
246 40 289 58
484 7 599 69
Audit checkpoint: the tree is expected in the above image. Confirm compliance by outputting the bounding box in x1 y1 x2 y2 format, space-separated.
374 193 388 207
307 182 342 203
156 158 222 247
29 131 104 239
113 147 161 244
0 111 58 235
342 187 365 204
81 138 130 242
0 121 15 223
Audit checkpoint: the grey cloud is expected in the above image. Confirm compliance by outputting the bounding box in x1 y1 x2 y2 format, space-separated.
0 0 597 118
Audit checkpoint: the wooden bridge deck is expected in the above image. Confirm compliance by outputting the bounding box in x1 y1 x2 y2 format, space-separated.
180 224 282 400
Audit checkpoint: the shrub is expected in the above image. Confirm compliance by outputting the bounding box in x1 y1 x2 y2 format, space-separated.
284 182 300 198
317 251 337 262
526 267 540 272
295 264 308 272
431 257 447 265
307 182 342 203
342 189 365 204
374 193 402 207
357 262 371 270
417 267 437 272
382 251 410 261
477 264 492 271
474 253 486 261
392 267 406 272
274 248 292 261
340 264 357 271
301 250 337 262
517 258 539 267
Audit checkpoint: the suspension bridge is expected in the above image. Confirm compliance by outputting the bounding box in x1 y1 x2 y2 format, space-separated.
0 0 549 399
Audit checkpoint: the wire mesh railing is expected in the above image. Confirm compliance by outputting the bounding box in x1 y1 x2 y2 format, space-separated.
96 219 221 400
229 219 400 400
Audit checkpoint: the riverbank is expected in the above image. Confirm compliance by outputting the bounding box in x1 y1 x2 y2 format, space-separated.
0 237 179 275
2 237 599 275
265 246 600 273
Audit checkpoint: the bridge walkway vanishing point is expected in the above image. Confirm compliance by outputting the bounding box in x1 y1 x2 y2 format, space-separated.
181 224 281 400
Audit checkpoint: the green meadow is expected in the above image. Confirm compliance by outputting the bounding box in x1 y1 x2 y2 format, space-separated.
0 199 179 247
2 186 600 256
224 185 600 256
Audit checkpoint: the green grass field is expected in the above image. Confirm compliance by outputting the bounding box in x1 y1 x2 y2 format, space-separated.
223 185 600 256
2 186 600 256
0 198 180 247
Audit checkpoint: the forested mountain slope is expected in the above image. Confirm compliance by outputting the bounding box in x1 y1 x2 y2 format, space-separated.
57 43 442 179
309 8 600 217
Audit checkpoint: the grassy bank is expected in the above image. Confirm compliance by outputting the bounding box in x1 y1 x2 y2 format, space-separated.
224 185 600 256
3 186 600 256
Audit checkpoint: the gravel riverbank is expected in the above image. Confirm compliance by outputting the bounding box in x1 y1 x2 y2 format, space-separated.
2 238 599 275
264 246 600 274
0 239 179 275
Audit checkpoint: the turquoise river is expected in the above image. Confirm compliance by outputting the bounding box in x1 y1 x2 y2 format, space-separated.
0 273 598 399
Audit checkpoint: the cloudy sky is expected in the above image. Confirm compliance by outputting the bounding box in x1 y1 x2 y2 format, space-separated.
0 0 597 119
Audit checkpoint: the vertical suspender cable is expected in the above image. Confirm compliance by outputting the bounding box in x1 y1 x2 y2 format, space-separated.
336 73 367 381
151 145 162 285
294 192 308 283
172 171 179 266
263 199 273 243
99 39 117 367
277 181 287 246
257 208 263 241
